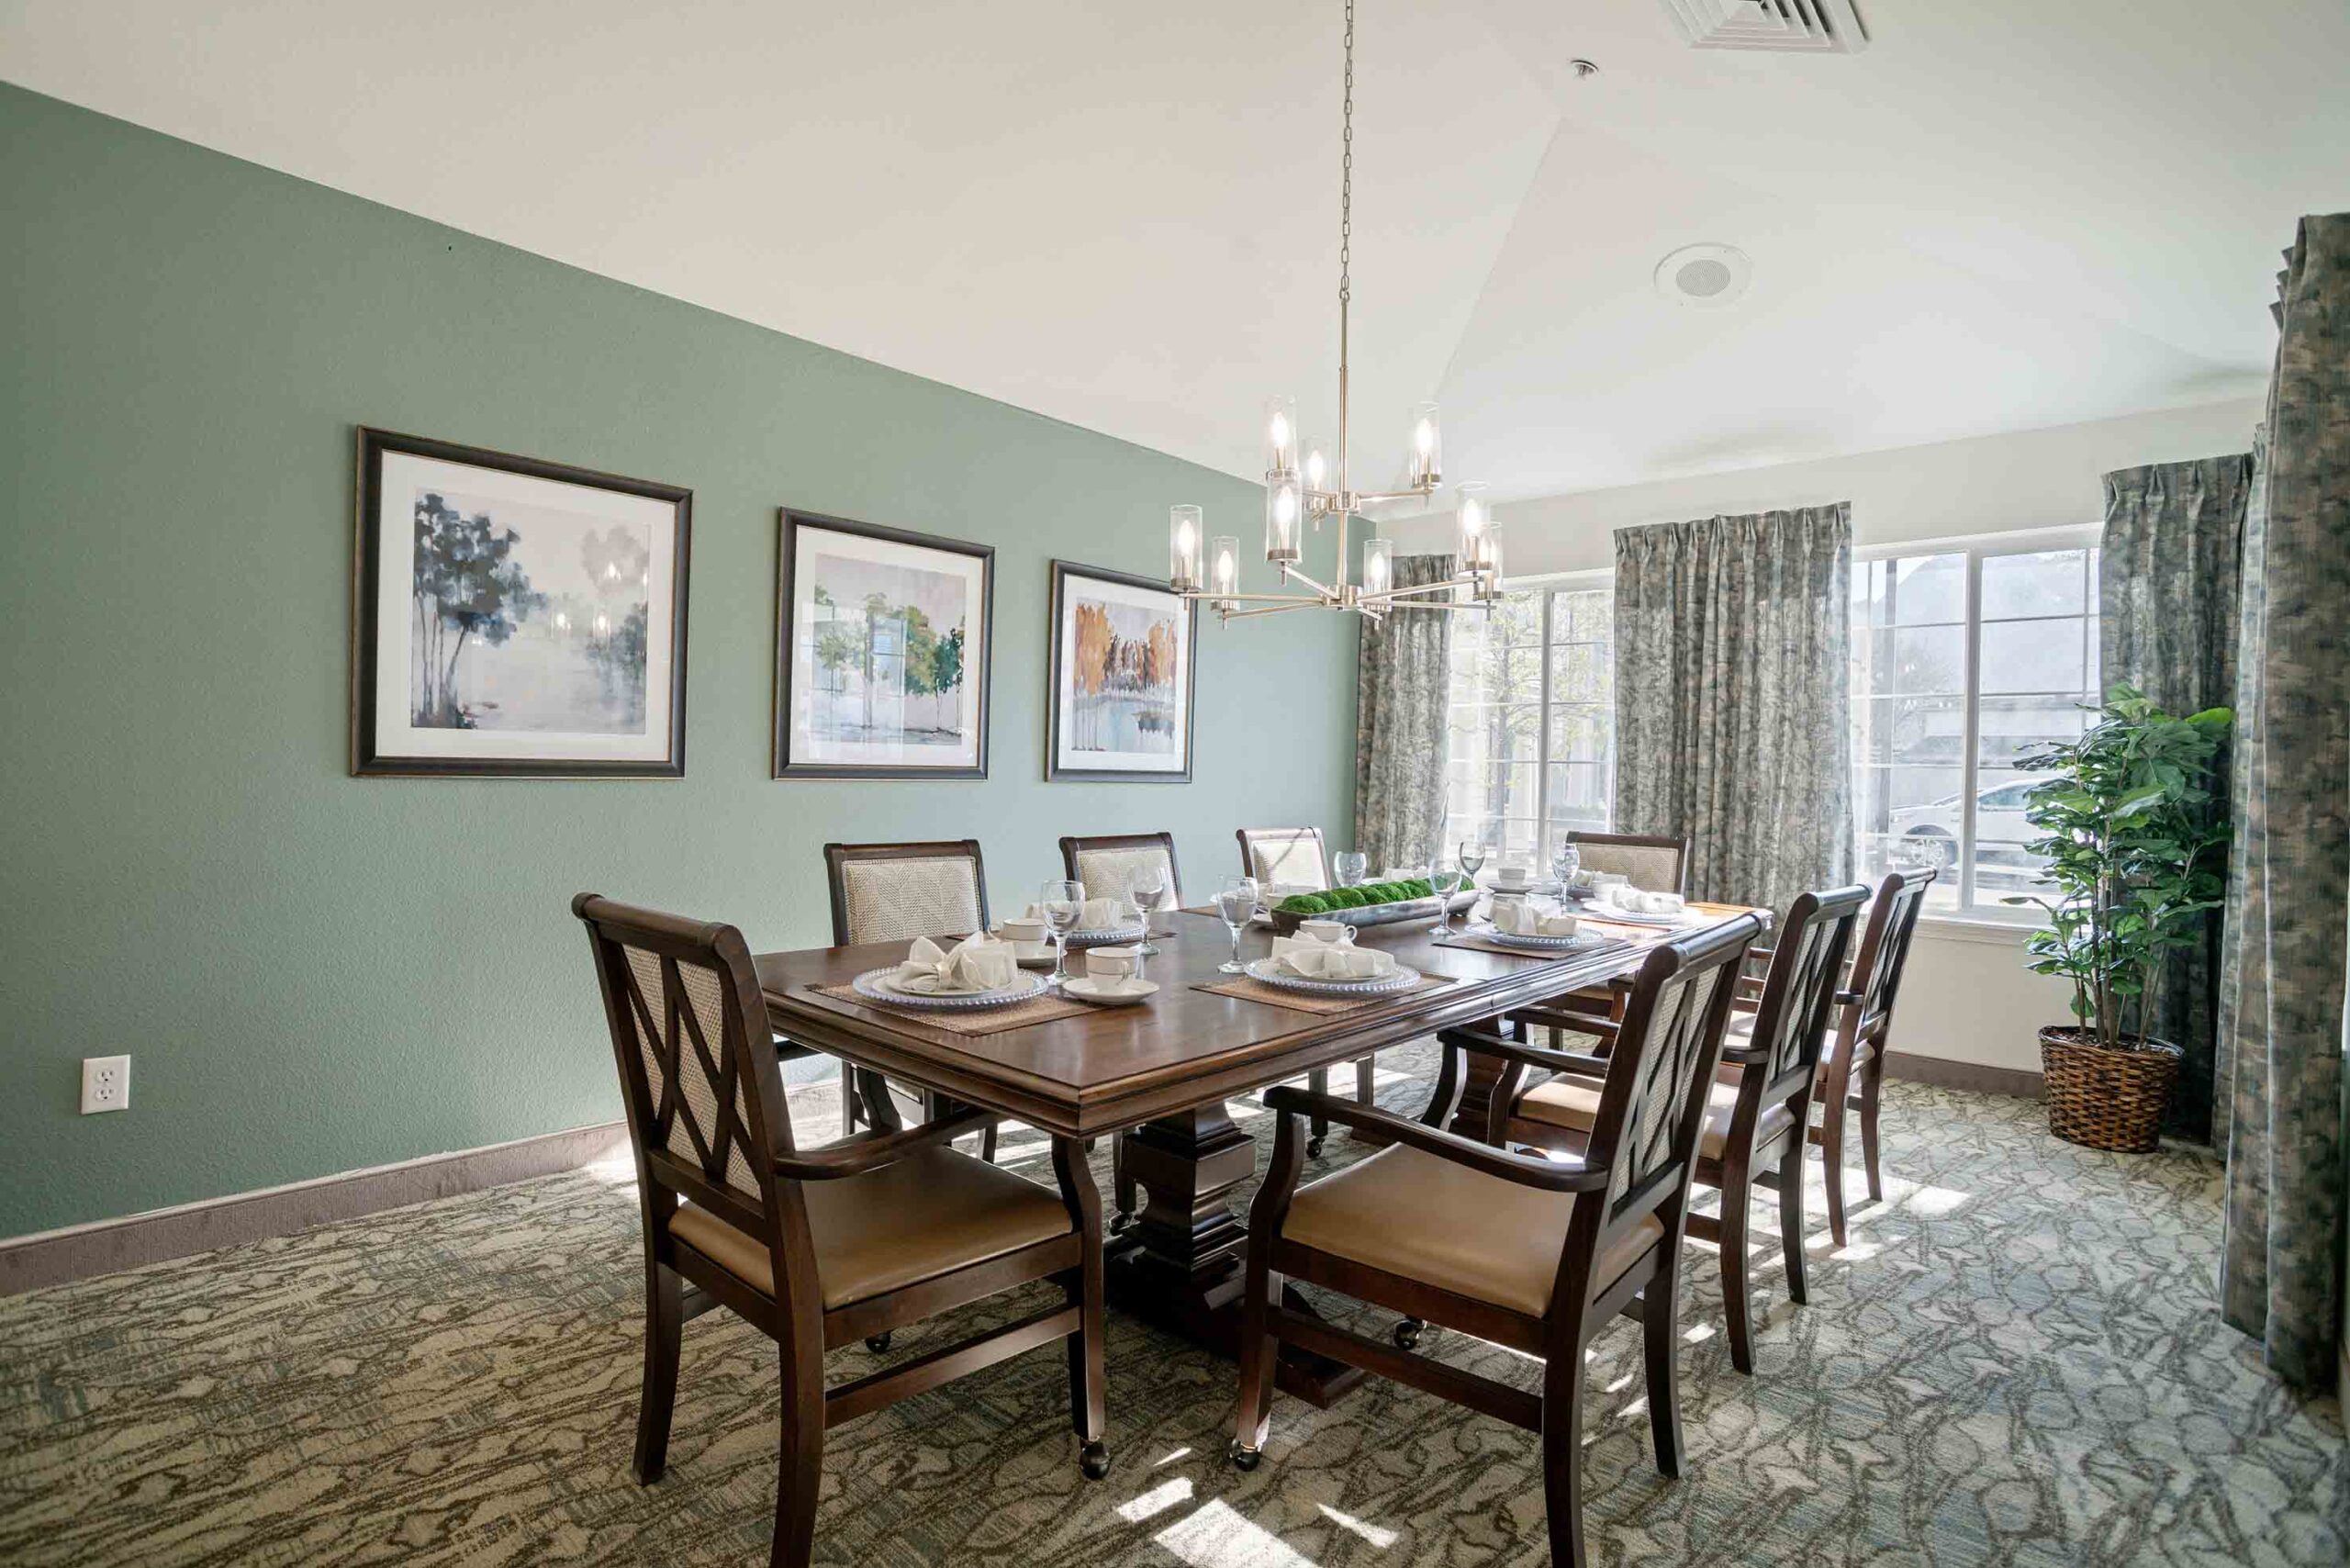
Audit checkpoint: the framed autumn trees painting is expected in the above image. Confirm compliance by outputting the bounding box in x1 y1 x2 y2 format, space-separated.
350 428 691 778
773 510 994 779
1046 560 1195 782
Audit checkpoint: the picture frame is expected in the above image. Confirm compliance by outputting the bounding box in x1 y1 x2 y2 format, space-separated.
1046 559 1197 783
773 510 994 779
350 427 691 778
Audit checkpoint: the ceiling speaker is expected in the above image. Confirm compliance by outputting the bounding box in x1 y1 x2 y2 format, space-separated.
1655 243 1752 308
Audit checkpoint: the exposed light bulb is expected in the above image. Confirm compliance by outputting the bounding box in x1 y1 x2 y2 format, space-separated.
1270 410 1292 451
1414 420 1435 457
1275 487 1298 528
1304 446 1327 491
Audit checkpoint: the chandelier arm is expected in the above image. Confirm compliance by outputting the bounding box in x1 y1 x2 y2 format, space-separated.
1220 600 1321 622
1280 562 1337 599
1181 589 1323 605
1357 578 1478 607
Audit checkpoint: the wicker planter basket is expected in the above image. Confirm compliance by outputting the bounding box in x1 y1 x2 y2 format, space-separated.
2039 1027 2181 1152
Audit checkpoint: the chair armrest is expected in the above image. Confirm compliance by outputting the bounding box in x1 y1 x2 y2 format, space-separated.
772 1108 994 1181
1509 1006 1620 1041
1262 1086 1607 1193
1720 1044 1770 1066
1443 1027 1611 1081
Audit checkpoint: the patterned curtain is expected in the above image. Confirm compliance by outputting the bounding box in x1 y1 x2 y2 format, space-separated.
2217 213 2350 1391
1612 507 1852 913
2098 454 2252 1144
1353 554 1457 870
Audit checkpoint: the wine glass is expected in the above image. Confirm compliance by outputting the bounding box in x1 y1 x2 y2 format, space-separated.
1457 835 1489 887
1550 837 1582 891
1431 866 1466 936
1333 850 1368 888
1037 879 1084 988
1131 865 1168 958
1214 875 1259 975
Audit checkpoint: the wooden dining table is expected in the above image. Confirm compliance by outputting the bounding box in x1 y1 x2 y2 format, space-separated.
756 901 1762 1406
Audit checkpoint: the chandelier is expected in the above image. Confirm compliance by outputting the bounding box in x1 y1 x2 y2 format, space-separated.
1167 0 1504 623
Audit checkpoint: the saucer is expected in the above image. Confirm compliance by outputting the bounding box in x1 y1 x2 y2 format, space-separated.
1064 977 1158 1006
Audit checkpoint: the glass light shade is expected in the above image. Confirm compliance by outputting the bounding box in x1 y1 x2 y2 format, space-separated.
1455 481 1491 570
1210 535 1241 599
1361 537 1393 597
1264 476 1303 562
1263 395 1299 476
1479 524 1507 601
1169 505 1204 591
1408 402 1442 487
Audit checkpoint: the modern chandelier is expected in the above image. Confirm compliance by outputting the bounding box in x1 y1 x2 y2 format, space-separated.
1167 0 1504 623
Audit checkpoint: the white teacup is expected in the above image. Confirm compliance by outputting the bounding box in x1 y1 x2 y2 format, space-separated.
1000 917 1049 958
1086 946 1141 983
1297 918 1355 946
1494 863 1533 890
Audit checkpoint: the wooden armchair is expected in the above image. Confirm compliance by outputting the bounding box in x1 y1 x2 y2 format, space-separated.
573 895 1108 1568
1502 885 1867 1372
1812 868 1935 1245
1235 825 1379 1159
1229 913 1766 1568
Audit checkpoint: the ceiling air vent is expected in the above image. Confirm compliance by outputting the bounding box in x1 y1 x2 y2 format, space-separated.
1662 0 1869 54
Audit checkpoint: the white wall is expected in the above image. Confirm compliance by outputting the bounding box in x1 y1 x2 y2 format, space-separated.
1397 398 2262 1079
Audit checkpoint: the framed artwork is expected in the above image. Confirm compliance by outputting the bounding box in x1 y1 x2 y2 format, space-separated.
1046 559 1196 782
774 510 993 779
350 428 690 778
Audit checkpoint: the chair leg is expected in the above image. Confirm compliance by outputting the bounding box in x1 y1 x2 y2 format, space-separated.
1540 1335 1592 1568
1816 1060 1852 1249
772 1340 824 1568
1112 1135 1136 1233
1640 1259 1686 1478
1777 1137 1809 1308
1354 1054 1376 1106
1230 1263 1281 1469
1306 1068 1329 1158
1859 1057 1886 1204
980 1122 1000 1163
1053 1137 1109 1481
1718 1164 1756 1376
839 1060 860 1137
632 1260 682 1485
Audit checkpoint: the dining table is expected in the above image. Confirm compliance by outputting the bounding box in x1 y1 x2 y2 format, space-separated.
756 899 1764 1406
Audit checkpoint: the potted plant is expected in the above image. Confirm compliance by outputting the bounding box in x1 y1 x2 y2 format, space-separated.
2006 685 2232 1152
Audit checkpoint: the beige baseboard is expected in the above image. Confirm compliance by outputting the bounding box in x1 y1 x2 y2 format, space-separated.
0 1121 631 1298
1883 1050 2042 1099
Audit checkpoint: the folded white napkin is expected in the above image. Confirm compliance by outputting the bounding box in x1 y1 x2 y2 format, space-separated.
1602 886 1685 916
1568 868 1628 893
897 935 1019 992
1030 898 1136 931
1492 901 1580 937
1271 940 1397 980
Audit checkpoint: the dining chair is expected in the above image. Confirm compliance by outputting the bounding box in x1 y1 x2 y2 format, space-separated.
1499 885 1867 1372
1567 830 1691 894
1811 867 1936 1246
1058 833 1182 1227
571 895 1109 1568
821 839 999 1165
1229 912 1766 1568
1234 825 1378 1159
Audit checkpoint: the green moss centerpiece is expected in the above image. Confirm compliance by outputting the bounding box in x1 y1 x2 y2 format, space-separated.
1269 878 1460 933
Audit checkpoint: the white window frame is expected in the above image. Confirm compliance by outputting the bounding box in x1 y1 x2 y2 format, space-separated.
1852 523 2101 928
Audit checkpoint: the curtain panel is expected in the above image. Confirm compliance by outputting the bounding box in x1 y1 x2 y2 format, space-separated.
1353 554 1456 871
1612 506 1853 913
2099 453 2253 1144
2217 213 2350 1390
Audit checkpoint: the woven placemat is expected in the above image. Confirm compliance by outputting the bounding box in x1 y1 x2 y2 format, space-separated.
1431 931 1644 963
809 982 1095 1036
1193 971 1458 1015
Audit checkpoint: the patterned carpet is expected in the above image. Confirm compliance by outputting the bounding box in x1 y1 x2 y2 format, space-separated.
1 1047 2343 1567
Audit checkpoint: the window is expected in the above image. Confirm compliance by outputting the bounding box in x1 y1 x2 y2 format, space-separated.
1441 582 1615 867
1850 537 2101 917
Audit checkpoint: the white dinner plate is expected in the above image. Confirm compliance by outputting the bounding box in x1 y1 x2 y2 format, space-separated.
848 969 1047 1010
1242 957 1419 995
1476 924 1605 951
1584 905 1691 928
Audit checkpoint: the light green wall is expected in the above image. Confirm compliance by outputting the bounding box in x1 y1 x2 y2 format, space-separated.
0 84 1358 1238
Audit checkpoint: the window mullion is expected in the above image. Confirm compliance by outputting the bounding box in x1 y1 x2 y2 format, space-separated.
1535 589 1554 861
1959 550 1985 912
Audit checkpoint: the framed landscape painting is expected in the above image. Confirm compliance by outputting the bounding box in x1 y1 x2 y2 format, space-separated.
1046 559 1196 782
774 510 992 779
350 428 690 778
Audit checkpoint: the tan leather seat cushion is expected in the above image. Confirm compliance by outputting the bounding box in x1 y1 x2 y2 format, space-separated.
666 1146 1071 1310
1516 1075 1795 1162
1278 1145 1663 1318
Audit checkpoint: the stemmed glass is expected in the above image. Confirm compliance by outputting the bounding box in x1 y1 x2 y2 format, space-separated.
1215 876 1259 975
1333 850 1369 888
1037 879 1085 989
1431 866 1466 936
1457 835 1489 888
1131 865 1168 958
1550 836 1582 891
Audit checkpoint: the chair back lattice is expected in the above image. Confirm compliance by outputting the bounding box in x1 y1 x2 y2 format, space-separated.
1567 831 1691 895
1581 913 1762 1231
575 896 790 1232
1237 827 1329 890
1061 833 1183 913
823 841 990 947
1745 885 1868 1099
1850 868 1936 1044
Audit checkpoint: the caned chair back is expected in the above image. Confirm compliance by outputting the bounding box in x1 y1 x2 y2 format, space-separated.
1849 868 1935 1045
822 840 990 947
1575 913 1761 1246
1743 885 1868 1102
1237 827 1328 890
1567 831 1690 895
573 895 795 1242
1060 832 1183 912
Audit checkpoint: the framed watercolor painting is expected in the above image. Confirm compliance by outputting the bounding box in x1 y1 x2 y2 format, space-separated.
774 510 993 779
350 428 690 778
1046 560 1196 783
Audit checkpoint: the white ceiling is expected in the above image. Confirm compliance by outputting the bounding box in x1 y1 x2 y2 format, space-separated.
4 1 2341 500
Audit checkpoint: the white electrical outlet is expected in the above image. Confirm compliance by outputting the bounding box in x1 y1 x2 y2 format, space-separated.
81 1055 130 1114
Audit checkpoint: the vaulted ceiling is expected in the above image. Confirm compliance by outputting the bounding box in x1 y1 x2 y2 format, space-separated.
4 1 2341 499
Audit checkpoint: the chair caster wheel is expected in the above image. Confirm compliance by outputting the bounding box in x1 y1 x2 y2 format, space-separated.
1392 1318 1424 1350
1080 1441 1110 1481
865 1333 891 1353
1307 1138 1326 1159
1227 1439 1260 1473
1110 1211 1130 1235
